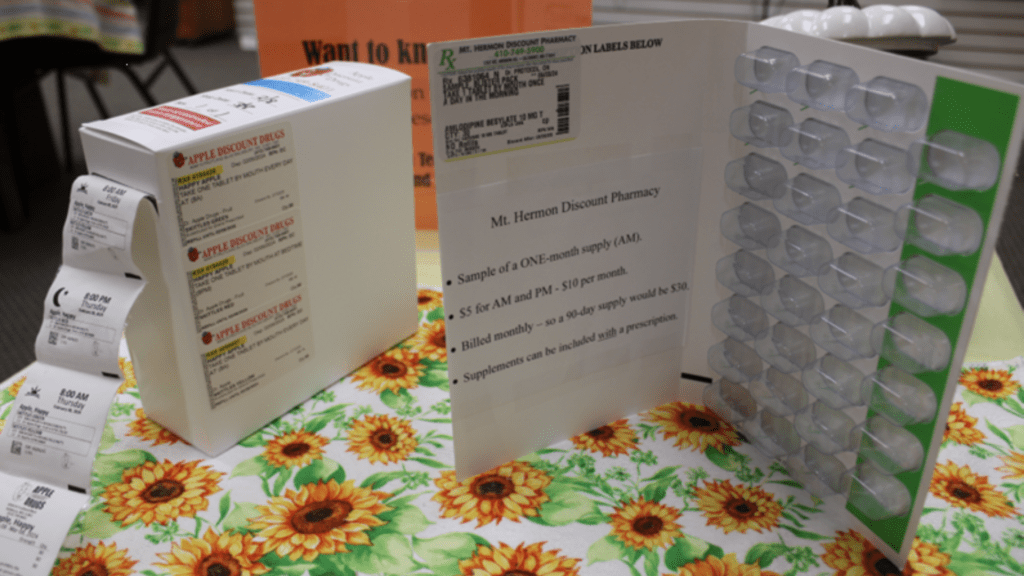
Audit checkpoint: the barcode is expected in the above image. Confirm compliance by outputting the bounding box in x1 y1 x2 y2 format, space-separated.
48 331 58 345
10 441 21 455
556 84 570 135
442 72 519 106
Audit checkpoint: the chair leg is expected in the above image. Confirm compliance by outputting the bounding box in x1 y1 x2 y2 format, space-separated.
56 69 73 173
117 65 158 107
163 49 198 94
83 78 111 119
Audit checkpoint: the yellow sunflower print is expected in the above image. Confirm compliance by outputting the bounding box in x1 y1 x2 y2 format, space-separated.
644 401 742 452
997 452 1024 481
458 542 580 576
672 552 782 576
608 498 682 550
117 356 137 394
53 541 137 576
902 537 954 576
126 408 184 446
417 288 444 312
694 479 782 534
5 375 25 398
248 479 391 562
943 402 984 445
409 319 447 361
822 530 901 576
346 413 418 464
929 460 1017 518
351 348 424 394
959 367 1019 399
432 461 551 526
155 528 268 576
103 459 224 526
571 419 638 457
262 429 330 468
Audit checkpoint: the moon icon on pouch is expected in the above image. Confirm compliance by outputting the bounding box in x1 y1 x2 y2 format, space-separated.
53 287 69 307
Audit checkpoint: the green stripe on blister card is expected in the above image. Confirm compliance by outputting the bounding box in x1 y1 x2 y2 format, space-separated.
847 77 1019 552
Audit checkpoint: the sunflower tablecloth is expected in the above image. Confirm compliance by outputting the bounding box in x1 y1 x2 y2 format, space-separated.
2 288 1023 576
0 0 143 54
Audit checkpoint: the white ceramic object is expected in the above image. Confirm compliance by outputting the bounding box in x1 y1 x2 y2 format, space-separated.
902 5 956 39
862 5 920 38
818 7 870 40
772 10 823 37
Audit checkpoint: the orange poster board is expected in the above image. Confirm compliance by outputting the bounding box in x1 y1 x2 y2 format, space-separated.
254 1 592 229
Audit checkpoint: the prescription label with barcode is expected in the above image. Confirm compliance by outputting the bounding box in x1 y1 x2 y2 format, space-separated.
432 34 580 161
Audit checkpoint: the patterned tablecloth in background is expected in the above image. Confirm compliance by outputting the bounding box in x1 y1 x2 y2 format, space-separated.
2 288 1023 576
0 0 142 54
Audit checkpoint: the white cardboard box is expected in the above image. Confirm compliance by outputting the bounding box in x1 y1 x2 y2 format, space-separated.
80 61 418 455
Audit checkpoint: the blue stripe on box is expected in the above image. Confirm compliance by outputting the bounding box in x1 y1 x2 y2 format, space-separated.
245 79 331 102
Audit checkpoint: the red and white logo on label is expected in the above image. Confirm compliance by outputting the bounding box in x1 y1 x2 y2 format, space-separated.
173 151 186 168
141 106 220 131
187 247 200 262
291 67 331 77
201 332 213 345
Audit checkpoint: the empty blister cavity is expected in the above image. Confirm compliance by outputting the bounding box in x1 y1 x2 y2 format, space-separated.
774 173 841 225
711 295 770 341
780 118 850 169
795 401 861 454
818 253 889 308
755 322 818 373
746 410 802 458
845 76 928 133
803 444 852 496
761 275 825 326
864 366 937 426
884 256 967 317
721 203 781 250
730 101 794 148
911 130 1001 191
735 46 800 93
717 250 776 296
749 368 809 416
784 455 834 499
896 195 984 256
871 313 951 373
708 338 763 382
785 60 859 112
703 379 758 425
826 198 901 254
836 139 915 195
847 461 912 520
858 416 925 474
768 226 833 277
802 354 867 409
725 153 789 201
810 305 875 360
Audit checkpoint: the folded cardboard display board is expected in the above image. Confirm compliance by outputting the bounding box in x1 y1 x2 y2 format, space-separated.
427 20 1024 564
79 61 419 455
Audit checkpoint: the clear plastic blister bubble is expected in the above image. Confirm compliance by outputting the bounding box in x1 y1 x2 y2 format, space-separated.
836 139 915 195
708 338 764 382
749 368 809 416
785 453 837 499
818 252 889 308
845 76 929 133
703 379 758 424
871 313 951 373
826 197 901 254
795 401 861 454
762 274 825 326
725 153 789 201
803 444 853 496
910 130 1001 191
802 354 867 409
809 305 875 360
711 295 770 341
735 46 800 93
730 101 794 148
847 461 912 520
745 410 802 458
767 226 834 277
864 366 937 426
780 119 850 169
785 60 859 112
721 203 782 250
857 416 925 474
755 323 818 373
717 250 776 296
883 255 967 317
774 173 842 225
895 195 984 256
